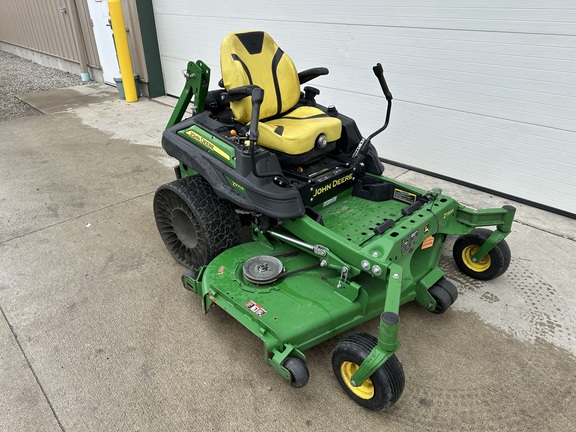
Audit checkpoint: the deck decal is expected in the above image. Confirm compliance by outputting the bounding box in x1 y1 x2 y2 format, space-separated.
245 300 267 317
401 229 419 254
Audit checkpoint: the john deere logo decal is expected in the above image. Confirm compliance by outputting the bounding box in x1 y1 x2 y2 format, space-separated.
185 130 231 161
312 173 354 198
178 125 236 168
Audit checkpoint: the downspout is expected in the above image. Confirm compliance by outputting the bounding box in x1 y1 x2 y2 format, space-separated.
67 0 91 82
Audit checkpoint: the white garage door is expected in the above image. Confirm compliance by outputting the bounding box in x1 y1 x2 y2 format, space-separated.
152 1 576 216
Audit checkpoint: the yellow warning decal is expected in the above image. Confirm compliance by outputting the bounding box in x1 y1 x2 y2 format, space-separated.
186 130 231 161
422 236 435 249
394 188 417 204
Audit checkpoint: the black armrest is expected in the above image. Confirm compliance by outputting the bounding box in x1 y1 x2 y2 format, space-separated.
221 85 260 102
298 67 329 84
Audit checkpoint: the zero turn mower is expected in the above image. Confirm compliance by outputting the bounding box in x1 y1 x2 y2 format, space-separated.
153 31 515 411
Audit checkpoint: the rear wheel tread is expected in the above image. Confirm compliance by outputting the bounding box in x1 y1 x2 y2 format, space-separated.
153 176 241 268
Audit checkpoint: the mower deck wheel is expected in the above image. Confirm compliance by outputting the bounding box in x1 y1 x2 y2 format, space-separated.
153 176 241 268
435 278 459 304
428 285 453 314
332 333 404 411
283 357 309 388
453 228 511 280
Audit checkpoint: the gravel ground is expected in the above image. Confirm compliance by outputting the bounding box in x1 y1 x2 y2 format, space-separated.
0 50 82 122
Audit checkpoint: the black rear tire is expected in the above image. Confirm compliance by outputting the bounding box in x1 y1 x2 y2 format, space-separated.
332 333 405 411
153 176 241 268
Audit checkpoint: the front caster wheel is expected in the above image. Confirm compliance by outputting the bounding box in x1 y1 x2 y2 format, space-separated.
332 333 405 411
283 357 309 388
453 228 511 280
429 285 452 314
429 278 458 314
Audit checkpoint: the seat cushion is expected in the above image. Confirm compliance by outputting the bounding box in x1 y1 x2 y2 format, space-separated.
257 106 342 155
221 31 342 156
221 31 301 124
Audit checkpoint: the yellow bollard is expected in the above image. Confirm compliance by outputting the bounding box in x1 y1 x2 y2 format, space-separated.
108 0 137 102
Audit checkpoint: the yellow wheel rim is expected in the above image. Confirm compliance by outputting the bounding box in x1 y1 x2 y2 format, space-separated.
462 245 491 272
340 361 375 399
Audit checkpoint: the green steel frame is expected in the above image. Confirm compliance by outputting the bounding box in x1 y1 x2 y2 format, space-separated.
167 60 210 129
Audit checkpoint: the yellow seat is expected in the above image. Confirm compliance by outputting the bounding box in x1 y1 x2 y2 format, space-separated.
220 31 342 155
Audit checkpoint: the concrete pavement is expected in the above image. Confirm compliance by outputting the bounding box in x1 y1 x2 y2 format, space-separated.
0 84 574 431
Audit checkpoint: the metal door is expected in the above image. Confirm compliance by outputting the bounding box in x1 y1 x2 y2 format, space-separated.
86 0 119 84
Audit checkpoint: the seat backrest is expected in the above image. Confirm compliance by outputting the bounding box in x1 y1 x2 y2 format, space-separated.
221 31 301 124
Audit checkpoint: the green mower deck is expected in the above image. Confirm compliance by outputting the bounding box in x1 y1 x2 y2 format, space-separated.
181 177 515 390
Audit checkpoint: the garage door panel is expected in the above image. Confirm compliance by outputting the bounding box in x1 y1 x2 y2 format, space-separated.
317 88 575 212
153 14 222 63
391 102 575 159
153 1 576 215
155 1 576 35
381 130 573 212
318 75 575 133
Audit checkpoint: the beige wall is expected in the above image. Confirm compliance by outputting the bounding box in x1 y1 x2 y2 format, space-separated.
0 0 99 67
0 0 148 85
